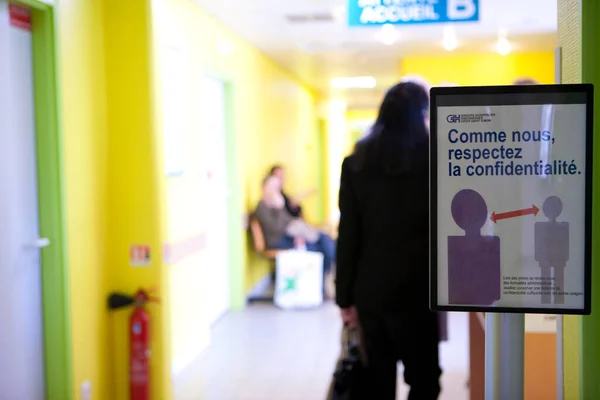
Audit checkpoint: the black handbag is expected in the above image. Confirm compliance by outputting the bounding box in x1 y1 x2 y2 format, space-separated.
328 326 367 400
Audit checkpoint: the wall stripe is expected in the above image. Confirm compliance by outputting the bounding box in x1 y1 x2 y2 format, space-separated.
163 234 207 265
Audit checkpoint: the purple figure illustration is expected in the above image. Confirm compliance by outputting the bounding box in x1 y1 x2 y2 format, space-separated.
535 196 569 304
448 189 501 305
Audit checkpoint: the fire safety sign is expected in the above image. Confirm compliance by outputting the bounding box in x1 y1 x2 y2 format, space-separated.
130 245 151 267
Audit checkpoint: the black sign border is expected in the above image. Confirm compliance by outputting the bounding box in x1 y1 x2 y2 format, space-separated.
429 84 594 315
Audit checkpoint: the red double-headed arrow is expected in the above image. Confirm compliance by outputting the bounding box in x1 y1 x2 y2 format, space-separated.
491 205 540 223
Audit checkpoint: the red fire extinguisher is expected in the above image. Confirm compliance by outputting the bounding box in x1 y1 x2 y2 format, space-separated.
108 289 159 400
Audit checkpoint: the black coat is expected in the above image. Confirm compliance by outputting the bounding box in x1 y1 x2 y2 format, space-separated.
281 191 302 218
335 150 431 314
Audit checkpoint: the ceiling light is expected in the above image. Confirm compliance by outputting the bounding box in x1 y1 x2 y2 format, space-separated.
495 37 512 56
494 27 512 56
332 5 346 20
216 40 234 55
330 76 377 89
442 26 458 51
443 37 458 51
381 23 395 36
375 24 398 46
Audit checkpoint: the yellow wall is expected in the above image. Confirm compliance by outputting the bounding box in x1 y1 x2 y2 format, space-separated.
347 109 377 122
58 0 322 396
154 0 321 296
59 1 172 398
401 52 555 86
102 0 172 399
324 100 348 224
346 109 377 152
151 0 323 381
58 0 109 398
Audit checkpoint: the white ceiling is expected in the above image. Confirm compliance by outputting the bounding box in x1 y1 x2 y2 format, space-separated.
193 0 558 109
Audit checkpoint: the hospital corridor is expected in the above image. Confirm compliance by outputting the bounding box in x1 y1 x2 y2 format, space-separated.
0 0 599 399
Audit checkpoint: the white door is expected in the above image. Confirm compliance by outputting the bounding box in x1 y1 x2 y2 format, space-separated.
200 77 230 326
0 2 46 399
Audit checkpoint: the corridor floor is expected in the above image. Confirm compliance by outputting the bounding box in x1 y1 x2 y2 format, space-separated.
174 303 469 400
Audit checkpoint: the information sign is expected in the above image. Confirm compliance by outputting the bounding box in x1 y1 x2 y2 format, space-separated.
430 84 593 314
348 0 479 27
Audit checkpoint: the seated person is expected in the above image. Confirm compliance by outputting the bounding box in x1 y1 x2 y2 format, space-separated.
255 175 335 295
270 165 317 218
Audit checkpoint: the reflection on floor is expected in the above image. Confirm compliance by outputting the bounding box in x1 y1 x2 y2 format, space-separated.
174 303 469 400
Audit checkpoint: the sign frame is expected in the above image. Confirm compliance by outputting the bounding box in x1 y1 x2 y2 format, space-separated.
429 84 594 315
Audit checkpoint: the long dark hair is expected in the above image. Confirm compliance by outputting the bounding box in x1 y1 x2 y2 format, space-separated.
354 82 429 174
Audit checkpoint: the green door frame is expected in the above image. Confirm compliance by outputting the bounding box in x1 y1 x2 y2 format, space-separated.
223 80 244 310
11 0 72 399
199 67 244 309
315 118 326 224
580 0 600 397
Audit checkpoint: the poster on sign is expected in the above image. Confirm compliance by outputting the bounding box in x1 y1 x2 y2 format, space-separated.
347 0 479 27
429 85 593 315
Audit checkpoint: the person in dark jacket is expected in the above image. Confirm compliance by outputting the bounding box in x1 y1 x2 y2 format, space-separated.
336 81 441 399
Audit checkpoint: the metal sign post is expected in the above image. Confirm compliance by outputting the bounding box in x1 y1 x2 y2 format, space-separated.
554 46 565 400
485 313 525 399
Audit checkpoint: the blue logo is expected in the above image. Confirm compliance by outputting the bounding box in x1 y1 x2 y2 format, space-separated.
447 114 461 123
348 0 479 27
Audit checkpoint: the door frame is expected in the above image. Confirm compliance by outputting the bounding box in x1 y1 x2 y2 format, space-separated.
315 118 326 224
199 74 232 321
201 68 244 310
11 1 72 398
222 79 244 310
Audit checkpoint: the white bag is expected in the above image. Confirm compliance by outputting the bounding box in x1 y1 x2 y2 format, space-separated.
274 249 324 310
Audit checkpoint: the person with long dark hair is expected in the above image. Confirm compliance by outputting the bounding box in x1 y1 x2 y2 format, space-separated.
335 81 441 399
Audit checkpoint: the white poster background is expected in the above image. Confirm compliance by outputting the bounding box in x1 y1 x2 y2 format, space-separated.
437 103 587 310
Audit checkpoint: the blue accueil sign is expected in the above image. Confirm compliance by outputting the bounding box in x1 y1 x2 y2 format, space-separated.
348 0 479 27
